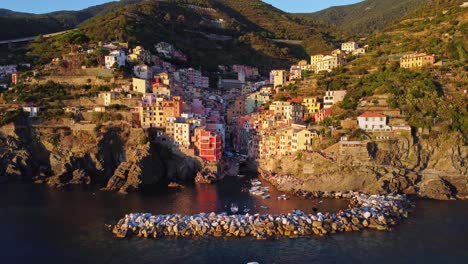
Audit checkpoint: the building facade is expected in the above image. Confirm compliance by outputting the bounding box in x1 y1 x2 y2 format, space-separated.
323 90 347 109
400 53 435 69
358 112 390 131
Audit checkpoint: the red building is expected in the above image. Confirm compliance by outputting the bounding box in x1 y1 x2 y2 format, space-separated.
193 128 222 162
314 108 332 123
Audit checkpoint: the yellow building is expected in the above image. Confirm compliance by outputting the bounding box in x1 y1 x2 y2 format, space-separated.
133 78 150 94
400 53 435 69
311 55 324 66
173 122 191 147
155 72 171 85
316 55 346 73
270 70 287 88
302 97 321 115
292 129 318 152
138 97 182 128
259 127 319 158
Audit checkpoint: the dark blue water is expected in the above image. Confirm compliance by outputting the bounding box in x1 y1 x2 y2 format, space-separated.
1 177 467 264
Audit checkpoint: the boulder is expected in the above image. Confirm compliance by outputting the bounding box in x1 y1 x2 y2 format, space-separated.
418 177 454 200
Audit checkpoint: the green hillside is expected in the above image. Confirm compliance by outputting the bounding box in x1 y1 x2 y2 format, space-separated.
76 0 337 71
0 0 144 40
287 0 467 137
296 0 424 36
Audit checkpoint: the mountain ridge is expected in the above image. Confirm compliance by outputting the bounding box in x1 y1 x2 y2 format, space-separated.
295 0 425 36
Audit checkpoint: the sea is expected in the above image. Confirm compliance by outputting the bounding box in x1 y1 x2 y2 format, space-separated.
1 176 467 264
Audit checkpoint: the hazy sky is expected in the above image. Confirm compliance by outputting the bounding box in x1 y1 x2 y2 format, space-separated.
0 0 363 14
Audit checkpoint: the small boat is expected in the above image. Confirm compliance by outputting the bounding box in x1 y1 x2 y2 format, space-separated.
277 194 290 200
237 174 245 178
230 203 239 214
252 190 264 196
249 186 260 191
243 208 250 213
260 205 269 209
318 200 324 204
262 194 270 199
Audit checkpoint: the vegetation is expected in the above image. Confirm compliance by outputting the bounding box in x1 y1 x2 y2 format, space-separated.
296 0 424 36
2 81 73 105
284 0 467 138
0 0 145 40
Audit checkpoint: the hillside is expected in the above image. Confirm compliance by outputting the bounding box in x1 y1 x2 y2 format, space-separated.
0 0 144 41
285 0 467 136
296 0 424 36
24 0 338 72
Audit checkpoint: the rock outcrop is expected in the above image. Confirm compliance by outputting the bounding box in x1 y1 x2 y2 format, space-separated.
0 121 202 191
258 132 467 200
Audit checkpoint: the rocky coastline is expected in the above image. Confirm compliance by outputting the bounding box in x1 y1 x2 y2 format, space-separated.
110 192 412 239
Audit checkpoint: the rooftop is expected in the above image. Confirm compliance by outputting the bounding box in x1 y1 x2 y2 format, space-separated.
359 112 386 118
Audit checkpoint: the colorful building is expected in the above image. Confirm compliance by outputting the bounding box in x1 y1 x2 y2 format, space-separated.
302 97 321 115
193 128 223 162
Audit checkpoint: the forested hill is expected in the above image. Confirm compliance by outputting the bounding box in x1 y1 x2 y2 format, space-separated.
75 0 337 71
0 0 144 41
295 0 424 36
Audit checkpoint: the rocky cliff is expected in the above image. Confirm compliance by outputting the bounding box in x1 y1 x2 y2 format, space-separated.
259 132 467 200
0 121 201 192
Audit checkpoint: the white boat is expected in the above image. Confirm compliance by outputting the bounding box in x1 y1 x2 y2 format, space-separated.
230 203 239 214
277 194 290 200
237 174 245 178
262 194 270 199
260 205 269 209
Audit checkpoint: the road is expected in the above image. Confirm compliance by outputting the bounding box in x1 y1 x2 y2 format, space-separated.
0 29 75 45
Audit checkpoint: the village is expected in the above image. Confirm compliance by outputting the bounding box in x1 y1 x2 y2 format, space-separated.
0 39 439 175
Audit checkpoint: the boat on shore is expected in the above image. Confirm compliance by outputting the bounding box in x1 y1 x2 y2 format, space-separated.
277 194 290 200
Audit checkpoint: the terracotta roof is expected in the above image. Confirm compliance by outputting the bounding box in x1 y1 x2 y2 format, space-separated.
359 112 386 118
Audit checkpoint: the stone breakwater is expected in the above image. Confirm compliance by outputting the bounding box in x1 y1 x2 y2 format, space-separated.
110 193 412 239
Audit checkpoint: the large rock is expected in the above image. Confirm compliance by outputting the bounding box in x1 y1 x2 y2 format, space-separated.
418 176 454 200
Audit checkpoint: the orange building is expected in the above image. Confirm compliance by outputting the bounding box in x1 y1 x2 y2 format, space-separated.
11 73 18 85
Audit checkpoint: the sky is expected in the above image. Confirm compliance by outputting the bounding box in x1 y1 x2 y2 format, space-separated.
0 0 363 14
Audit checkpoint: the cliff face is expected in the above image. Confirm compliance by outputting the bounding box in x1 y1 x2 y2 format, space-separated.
259 132 467 200
0 122 201 192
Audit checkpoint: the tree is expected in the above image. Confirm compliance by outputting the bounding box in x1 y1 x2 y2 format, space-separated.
92 48 110 67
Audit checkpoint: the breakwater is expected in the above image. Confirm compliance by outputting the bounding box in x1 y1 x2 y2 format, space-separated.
110 192 412 239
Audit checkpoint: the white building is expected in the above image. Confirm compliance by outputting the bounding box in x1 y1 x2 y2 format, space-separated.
323 90 347 109
155 42 175 58
23 106 40 118
284 103 304 122
341 41 359 52
352 48 366 56
133 65 153 80
98 92 119 106
105 50 126 69
289 65 302 80
358 112 391 131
